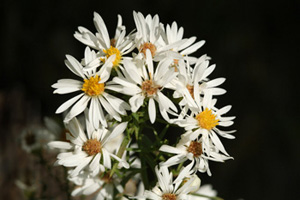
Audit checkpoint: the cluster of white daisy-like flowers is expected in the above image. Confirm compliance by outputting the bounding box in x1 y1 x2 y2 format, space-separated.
48 11 235 200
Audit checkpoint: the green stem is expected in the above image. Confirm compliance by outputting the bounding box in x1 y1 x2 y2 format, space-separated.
110 136 130 177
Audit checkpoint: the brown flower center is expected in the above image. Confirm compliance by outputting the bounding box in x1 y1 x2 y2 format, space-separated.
82 139 102 156
100 172 113 183
141 79 160 97
162 193 177 200
139 42 156 57
187 141 203 157
25 131 36 145
110 38 116 47
186 84 194 99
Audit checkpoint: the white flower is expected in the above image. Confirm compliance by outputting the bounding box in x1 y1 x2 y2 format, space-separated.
171 55 226 111
140 165 199 200
160 135 232 176
176 92 236 157
20 125 55 153
187 184 217 200
48 117 129 177
112 49 178 123
69 170 124 200
74 12 135 69
133 11 187 62
52 47 130 128
158 21 205 64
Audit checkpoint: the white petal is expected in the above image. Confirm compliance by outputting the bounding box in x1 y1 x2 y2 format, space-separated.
148 98 156 123
64 95 90 123
48 141 73 150
55 93 84 114
102 122 128 145
70 156 93 177
93 12 110 49
89 153 101 171
102 148 112 169
217 105 232 115
65 55 85 78
99 96 121 121
89 97 101 129
129 95 144 112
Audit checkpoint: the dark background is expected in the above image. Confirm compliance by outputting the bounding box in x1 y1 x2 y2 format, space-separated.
1 0 299 199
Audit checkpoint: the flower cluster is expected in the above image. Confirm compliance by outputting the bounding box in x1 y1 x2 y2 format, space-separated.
49 11 236 200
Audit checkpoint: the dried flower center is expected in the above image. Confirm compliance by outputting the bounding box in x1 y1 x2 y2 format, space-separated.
82 75 105 96
82 139 102 156
162 193 177 200
25 131 36 145
140 42 156 57
100 172 113 183
186 84 194 99
141 79 160 97
101 46 122 67
170 59 179 72
195 108 219 130
110 38 116 47
187 141 203 157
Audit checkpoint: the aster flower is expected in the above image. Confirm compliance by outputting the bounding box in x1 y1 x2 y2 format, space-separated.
157 21 205 65
160 135 232 176
111 49 178 123
52 47 130 128
69 170 124 200
48 117 129 177
176 92 236 156
74 12 135 69
139 165 199 200
171 55 226 111
133 11 187 62
20 125 55 153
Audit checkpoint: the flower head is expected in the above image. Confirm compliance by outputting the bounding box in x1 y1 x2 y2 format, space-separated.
140 165 199 200
48 117 129 177
52 47 130 128
74 12 135 69
111 49 178 123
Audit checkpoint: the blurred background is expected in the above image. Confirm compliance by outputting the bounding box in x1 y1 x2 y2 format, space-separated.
1 0 299 199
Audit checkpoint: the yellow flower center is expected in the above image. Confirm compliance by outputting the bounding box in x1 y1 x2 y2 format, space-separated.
82 139 102 156
101 46 122 67
195 108 219 130
139 42 156 57
81 75 105 96
187 141 202 157
141 79 160 97
162 193 177 200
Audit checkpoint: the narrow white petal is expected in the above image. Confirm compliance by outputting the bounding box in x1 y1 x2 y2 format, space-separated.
48 141 73 150
148 98 156 123
93 12 110 48
64 95 90 122
65 55 85 78
102 122 128 145
99 96 121 121
159 145 185 154
89 153 101 171
70 156 93 177
102 148 112 169
55 93 84 114
129 94 144 112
